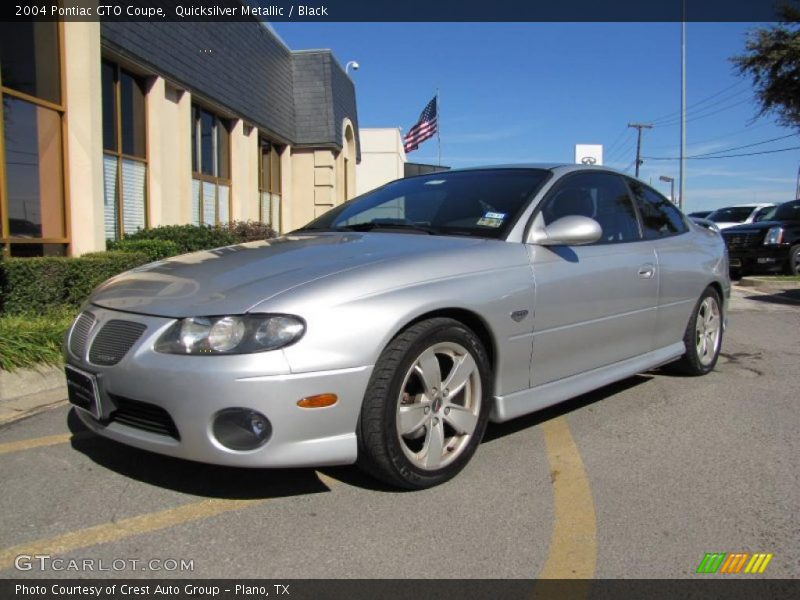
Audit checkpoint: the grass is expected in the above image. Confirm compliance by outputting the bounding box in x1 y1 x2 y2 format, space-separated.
745 274 800 282
765 275 800 281
0 307 77 372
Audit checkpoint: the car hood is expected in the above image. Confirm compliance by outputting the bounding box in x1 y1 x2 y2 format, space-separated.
714 221 748 230
722 220 798 233
89 232 486 317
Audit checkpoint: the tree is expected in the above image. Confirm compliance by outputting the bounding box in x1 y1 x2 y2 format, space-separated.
732 4 800 130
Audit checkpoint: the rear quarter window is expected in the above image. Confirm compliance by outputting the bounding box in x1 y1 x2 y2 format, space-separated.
627 179 688 239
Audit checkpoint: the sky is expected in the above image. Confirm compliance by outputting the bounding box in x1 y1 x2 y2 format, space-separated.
272 22 800 214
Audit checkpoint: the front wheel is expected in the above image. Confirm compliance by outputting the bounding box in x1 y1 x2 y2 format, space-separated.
669 287 723 376
356 318 492 489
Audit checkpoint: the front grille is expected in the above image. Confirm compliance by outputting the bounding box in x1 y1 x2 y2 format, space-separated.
723 231 763 250
69 312 95 359
89 320 147 366
109 394 180 440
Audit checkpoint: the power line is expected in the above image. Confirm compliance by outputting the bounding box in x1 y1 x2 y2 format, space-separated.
646 80 748 124
605 127 632 157
653 96 753 129
607 132 637 164
650 88 750 126
644 133 798 159
646 121 773 153
644 146 800 160
684 133 798 157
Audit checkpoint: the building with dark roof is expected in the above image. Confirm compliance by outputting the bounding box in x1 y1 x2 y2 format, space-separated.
0 18 360 256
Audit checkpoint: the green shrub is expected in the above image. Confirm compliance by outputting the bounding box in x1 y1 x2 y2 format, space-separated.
107 238 180 261
0 251 149 315
123 221 276 254
63 251 150 307
0 257 69 314
0 307 76 371
227 220 277 242
124 224 238 254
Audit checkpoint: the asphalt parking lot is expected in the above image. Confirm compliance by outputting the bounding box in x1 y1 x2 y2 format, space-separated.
1 285 798 580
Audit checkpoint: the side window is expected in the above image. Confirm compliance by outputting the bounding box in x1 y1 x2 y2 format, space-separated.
541 172 641 244
628 179 688 239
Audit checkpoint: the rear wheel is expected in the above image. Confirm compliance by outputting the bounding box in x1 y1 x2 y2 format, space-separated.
670 287 723 376
357 318 492 489
787 244 800 276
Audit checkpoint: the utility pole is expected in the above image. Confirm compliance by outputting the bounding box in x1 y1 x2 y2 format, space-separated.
680 13 687 209
628 122 653 178
796 163 800 200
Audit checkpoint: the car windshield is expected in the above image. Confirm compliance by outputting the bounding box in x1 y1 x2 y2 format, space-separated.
707 206 757 223
298 168 551 239
772 200 800 221
754 206 778 221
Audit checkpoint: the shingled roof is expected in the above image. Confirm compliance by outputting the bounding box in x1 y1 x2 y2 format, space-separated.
101 12 359 157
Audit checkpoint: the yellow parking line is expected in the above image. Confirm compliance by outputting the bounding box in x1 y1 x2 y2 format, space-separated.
0 433 76 455
537 416 597 579
0 498 264 571
314 471 341 488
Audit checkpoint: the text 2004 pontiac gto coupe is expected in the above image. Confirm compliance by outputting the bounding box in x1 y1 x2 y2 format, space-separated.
65 165 729 489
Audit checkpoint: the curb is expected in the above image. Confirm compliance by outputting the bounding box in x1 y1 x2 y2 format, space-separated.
0 365 67 424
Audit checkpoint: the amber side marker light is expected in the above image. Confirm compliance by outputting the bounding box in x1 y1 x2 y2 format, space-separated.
297 393 338 408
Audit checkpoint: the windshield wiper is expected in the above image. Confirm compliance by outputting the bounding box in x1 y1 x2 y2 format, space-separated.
333 222 439 235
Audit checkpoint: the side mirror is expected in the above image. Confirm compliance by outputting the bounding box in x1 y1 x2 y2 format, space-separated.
527 215 602 246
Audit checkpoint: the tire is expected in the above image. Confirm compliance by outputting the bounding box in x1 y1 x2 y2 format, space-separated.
356 318 492 489
729 268 742 281
670 287 723 376
787 244 800 276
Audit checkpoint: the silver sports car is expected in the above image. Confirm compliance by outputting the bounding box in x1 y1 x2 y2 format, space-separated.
65 165 729 489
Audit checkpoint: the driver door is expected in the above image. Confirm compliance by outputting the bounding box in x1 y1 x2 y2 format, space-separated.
528 171 658 386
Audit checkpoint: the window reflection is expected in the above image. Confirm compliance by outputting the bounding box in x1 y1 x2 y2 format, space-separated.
0 22 61 105
3 97 65 238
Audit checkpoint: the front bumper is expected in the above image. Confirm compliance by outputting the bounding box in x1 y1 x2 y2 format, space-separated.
727 246 788 274
67 306 372 468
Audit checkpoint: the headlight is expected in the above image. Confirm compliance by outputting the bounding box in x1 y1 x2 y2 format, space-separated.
764 226 784 245
156 314 305 355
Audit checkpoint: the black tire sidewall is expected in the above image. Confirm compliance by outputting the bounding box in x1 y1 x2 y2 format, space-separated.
368 319 493 488
683 287 723 375
788 245 800 276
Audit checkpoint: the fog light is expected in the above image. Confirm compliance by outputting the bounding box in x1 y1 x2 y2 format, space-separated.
212 408 272 451
297 393 338 408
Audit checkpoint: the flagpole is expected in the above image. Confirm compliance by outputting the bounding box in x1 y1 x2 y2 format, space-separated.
436 88 441 167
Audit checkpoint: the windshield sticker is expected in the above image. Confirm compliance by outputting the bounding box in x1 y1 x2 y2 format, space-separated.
476 212 506 228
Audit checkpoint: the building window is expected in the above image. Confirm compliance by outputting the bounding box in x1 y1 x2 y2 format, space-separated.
258 136 282 232
101 61 148 241
191 105 230 225
0 22 67 256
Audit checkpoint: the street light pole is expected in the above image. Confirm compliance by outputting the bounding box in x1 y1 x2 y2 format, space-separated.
679 6 686 210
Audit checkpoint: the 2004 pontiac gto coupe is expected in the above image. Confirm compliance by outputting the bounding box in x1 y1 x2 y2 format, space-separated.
65 165 729 489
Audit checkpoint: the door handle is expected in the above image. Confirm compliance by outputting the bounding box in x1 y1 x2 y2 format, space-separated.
638 264 655 279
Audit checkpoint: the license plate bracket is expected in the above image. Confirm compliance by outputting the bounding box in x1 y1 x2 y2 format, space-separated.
65 365 102 419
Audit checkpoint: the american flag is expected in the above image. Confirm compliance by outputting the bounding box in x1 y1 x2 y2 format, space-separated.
403 97 438 154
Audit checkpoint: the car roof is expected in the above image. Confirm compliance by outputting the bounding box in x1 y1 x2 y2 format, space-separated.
450 163 627 175
713 203 775 208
